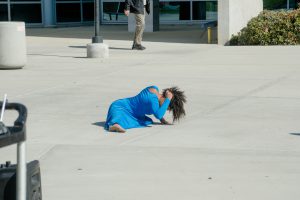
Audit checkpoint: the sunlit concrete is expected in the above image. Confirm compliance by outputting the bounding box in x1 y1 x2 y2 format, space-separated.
1 26 300 200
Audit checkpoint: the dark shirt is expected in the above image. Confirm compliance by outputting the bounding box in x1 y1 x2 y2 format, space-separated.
125 0 150 14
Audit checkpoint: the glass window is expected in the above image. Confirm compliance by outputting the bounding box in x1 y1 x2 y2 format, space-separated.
102 2 127 23
103 2 120 21
206 2 217 13
192 1 206 20
263 0 288 9
83 2 94 21
10 0 40 1
56 3 81 22
192 1 217 20
206 1 217 20
10 4 42 23
289 0 298 8
159 1 191 21
0 4 8 21
56 0 79 1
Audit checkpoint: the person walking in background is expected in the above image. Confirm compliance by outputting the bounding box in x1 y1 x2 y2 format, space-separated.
124 0 150 50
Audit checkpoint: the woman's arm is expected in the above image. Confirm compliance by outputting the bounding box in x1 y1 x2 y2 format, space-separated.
152 98 170 120
149 86 172 120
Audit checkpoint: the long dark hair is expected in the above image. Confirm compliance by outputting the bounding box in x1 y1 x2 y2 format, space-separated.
162 86 186 122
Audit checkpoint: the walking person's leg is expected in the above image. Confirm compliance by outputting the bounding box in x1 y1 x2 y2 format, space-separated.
132 13 146 50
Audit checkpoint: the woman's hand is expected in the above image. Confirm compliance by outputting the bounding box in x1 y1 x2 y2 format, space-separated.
160 118 172 125
165 90 173 100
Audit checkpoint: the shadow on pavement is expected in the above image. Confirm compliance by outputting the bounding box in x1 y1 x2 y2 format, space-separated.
69 46 86 49
290 133 300 136
26 25 218 44
92 121 106 128
69 46 132 50
28 53 76 58
109 47 132 50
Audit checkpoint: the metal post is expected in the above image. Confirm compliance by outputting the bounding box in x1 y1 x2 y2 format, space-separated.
207 27 212 44
7 0 11 21
17 141 27 200
0 94 7 121
92 0 103 43
287 0 290 9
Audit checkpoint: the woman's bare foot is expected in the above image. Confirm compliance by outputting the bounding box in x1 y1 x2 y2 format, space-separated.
109 124 126 133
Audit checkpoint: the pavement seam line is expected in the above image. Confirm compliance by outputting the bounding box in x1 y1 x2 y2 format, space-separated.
38 144 58 161
190 73 292 119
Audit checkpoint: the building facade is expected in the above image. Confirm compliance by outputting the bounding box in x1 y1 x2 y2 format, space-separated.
0 0 298 45
0 0 298 26
0 0 217 26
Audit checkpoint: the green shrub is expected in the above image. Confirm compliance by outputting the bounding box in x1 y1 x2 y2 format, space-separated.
230 9 300 45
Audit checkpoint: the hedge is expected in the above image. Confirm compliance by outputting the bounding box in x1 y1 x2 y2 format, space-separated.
230 9 300 45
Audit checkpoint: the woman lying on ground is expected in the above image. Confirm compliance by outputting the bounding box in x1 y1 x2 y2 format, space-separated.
105 85 186 133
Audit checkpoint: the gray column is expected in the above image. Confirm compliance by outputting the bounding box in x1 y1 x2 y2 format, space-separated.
43 0 55 27
218 0 263 45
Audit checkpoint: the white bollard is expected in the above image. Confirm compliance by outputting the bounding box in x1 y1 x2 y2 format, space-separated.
87 43 109 58
0 22 27 69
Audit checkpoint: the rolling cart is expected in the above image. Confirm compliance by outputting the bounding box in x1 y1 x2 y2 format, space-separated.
0 102 41 200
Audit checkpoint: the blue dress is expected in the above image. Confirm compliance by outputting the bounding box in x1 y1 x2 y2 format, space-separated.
105 86 170 130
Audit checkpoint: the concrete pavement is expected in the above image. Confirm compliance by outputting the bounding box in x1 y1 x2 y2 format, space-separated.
1 25 300 200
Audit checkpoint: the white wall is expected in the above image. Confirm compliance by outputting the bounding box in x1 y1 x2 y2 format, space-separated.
218 0 263 45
